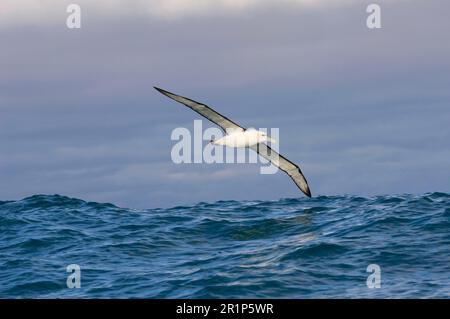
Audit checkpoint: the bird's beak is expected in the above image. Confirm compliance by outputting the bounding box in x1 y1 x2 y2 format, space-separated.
267 137 277 144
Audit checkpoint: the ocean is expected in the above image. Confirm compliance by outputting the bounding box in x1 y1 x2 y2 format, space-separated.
0 193 449 298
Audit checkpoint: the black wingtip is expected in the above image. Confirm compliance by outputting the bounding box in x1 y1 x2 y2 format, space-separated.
304 186 312 198
154 87 175 98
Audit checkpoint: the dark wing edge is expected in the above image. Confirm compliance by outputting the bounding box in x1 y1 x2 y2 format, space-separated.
154 87 244 133
250 143 312 197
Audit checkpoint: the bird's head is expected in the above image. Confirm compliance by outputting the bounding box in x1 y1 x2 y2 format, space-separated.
257 130 276 144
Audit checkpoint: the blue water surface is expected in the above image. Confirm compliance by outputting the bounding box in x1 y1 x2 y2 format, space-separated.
0 193 449 298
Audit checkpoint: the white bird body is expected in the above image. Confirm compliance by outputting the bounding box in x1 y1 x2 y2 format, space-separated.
212 128 276 148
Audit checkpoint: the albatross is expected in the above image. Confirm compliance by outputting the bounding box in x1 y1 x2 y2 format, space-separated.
154 87 312 197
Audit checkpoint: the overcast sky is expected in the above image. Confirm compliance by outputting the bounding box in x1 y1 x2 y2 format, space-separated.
1 0 449 208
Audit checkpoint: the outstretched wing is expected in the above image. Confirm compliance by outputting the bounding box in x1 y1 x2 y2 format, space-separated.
154 87 244 133
250 143 311 197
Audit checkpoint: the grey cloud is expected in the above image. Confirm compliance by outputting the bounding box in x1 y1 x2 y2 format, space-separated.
1 0 449 207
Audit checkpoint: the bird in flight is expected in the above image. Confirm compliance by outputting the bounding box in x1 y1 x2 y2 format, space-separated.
155 87 311 197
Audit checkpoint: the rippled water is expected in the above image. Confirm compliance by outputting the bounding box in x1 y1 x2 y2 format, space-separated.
0 193 449 298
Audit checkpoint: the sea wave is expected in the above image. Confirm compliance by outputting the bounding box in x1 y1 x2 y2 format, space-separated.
0 193 449 298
